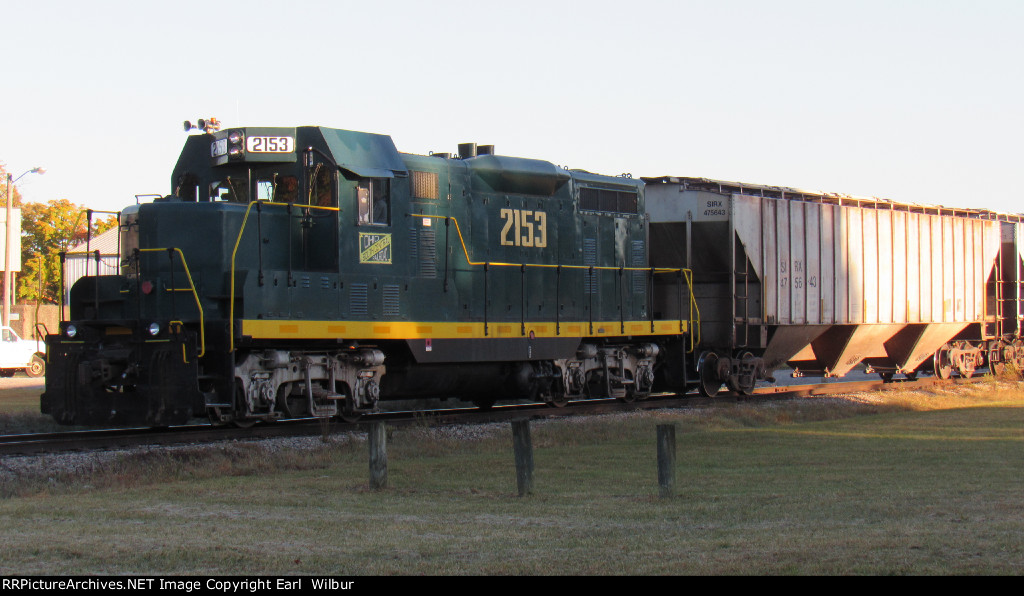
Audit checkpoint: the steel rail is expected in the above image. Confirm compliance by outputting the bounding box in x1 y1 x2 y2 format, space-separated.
0 376 982 456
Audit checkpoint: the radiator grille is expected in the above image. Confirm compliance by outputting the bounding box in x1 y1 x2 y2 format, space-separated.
419 229 437 278
411 171 439 199
350 283 368 317
383 285 400 316
584 238 597 294
631 240 646 294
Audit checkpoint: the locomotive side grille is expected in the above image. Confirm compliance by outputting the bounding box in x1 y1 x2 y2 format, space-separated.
350 283 368 317
383 284 400 316
579 187 639 215
411 170 439 200
631 240 646 295
584 238 598 294
320 276 331 289
301 275 311 288
419 229 437 278
409 228 419 262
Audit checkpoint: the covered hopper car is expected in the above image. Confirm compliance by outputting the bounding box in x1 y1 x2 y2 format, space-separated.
39 124 1024 426
644 176 1024 396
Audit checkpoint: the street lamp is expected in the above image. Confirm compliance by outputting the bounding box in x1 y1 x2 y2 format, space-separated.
4 167 45 328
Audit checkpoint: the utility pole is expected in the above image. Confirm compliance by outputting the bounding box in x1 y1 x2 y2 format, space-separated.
3 167 45 327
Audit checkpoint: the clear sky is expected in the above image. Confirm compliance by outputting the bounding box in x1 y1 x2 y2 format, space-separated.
2 0 1021 215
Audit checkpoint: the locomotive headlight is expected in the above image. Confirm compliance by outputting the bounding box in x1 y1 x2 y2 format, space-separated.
227 130 244 158
148 322 161 336
65 324 77 339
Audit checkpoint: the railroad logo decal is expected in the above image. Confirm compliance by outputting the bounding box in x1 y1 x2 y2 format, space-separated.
359 232 392 264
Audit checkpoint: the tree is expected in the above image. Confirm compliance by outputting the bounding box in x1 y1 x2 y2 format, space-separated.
18 200 118 304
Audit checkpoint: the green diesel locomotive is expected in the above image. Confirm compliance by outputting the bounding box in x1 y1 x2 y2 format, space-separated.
42 126 694 426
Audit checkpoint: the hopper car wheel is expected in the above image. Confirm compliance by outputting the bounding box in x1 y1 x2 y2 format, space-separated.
697 352 723 398
879 372 894 382
728 351 757 395
989 346 1005 378
933 349 953 380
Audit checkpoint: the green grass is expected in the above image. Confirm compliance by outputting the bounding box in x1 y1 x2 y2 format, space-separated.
1 380 1022 574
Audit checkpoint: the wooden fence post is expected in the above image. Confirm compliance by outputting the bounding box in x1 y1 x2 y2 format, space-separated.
369 421 387 490
657 424 676 498
512 419 534 496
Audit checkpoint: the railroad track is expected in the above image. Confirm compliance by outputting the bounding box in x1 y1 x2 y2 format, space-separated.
0 375 980 456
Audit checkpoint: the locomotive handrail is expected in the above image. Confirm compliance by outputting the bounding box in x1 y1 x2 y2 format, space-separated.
417 213 683 274
138 247 205 358
417 213 701 345
229 201 258 352
224 203 699 351
228 200 342 352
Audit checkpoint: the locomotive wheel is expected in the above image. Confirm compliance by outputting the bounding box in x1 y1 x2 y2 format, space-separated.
697 352 723 398
211 385 259 428
933 349 953 380
231 385 258 428
546 395 569 408
208 406 235 427
338 410 363 424
338 398 362 423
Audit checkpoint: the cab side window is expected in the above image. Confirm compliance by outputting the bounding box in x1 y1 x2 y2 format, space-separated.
175 173 199 201
357 179 390 225
255 174 299 203
210 178 248 202
307 164 336 207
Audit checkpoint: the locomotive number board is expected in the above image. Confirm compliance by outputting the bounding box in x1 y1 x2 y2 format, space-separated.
246 136 295 153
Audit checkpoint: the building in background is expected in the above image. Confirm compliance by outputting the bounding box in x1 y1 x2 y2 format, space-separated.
63 227 120 307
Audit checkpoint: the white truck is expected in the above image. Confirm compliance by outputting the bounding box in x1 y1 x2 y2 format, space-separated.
0 326 45 378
